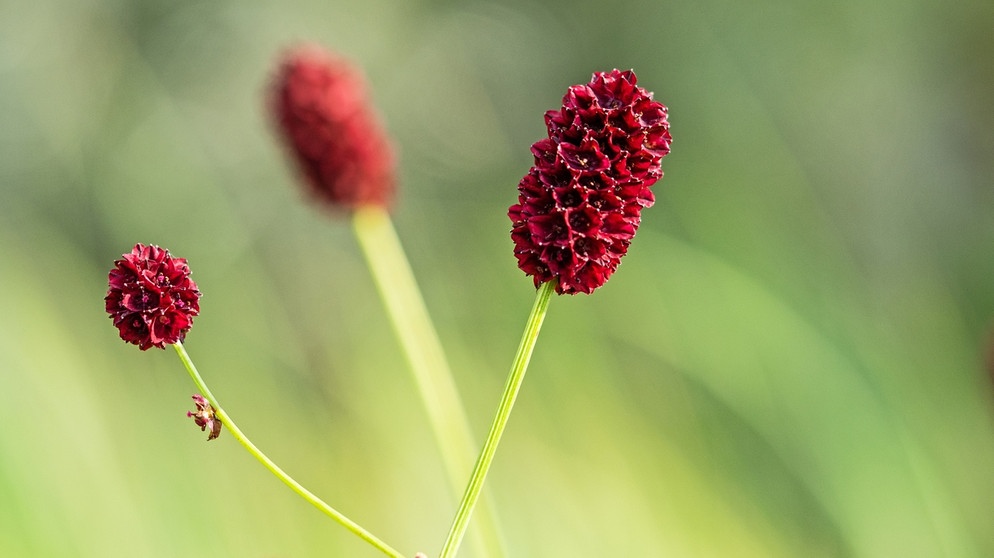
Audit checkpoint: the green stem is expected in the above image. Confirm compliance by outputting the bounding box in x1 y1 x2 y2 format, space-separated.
352 206 504 558
171 341 404 558
438 281 556 558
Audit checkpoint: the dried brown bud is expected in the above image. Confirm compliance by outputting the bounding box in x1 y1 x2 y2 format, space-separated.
187 394 221 441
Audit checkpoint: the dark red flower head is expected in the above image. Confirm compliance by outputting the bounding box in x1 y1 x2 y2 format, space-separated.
508 69 672 294
271 44 396 210
105 244 201 350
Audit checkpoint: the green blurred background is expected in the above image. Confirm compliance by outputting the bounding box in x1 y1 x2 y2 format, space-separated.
2 0 994 556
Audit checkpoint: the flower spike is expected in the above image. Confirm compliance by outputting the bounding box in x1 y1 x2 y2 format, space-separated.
105 243 201 350
270 44 396 210
508 69 672 294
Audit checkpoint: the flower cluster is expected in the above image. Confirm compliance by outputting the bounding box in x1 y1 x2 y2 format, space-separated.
104 56 676 557
105 244 201 350
508 69 672 294
270 44 396 210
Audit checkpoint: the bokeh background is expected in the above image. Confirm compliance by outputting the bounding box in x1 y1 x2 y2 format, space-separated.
2 0 994 556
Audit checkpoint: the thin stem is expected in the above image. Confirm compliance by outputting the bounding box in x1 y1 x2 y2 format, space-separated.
438 281 556 558
171 341 405 558
352 206 504 558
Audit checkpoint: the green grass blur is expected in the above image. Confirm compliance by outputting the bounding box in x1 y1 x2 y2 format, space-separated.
2 0 994 556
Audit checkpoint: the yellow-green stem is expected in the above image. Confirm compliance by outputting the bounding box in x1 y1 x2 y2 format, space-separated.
352 206 504 558
171 341 404 558
438 281 556 558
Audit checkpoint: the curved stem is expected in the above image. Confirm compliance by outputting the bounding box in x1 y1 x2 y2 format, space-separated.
438 281 556 558
352 206 505 557
171 342 404 558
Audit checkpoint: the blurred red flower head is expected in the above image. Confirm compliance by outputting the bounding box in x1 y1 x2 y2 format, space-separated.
270 44 396 210
508 69 672 294
105 243 201 350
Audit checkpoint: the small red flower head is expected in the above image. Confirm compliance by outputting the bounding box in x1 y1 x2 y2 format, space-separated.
105 244 201 350
187 394 221 441
508 70 672 294
271 44 396 210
